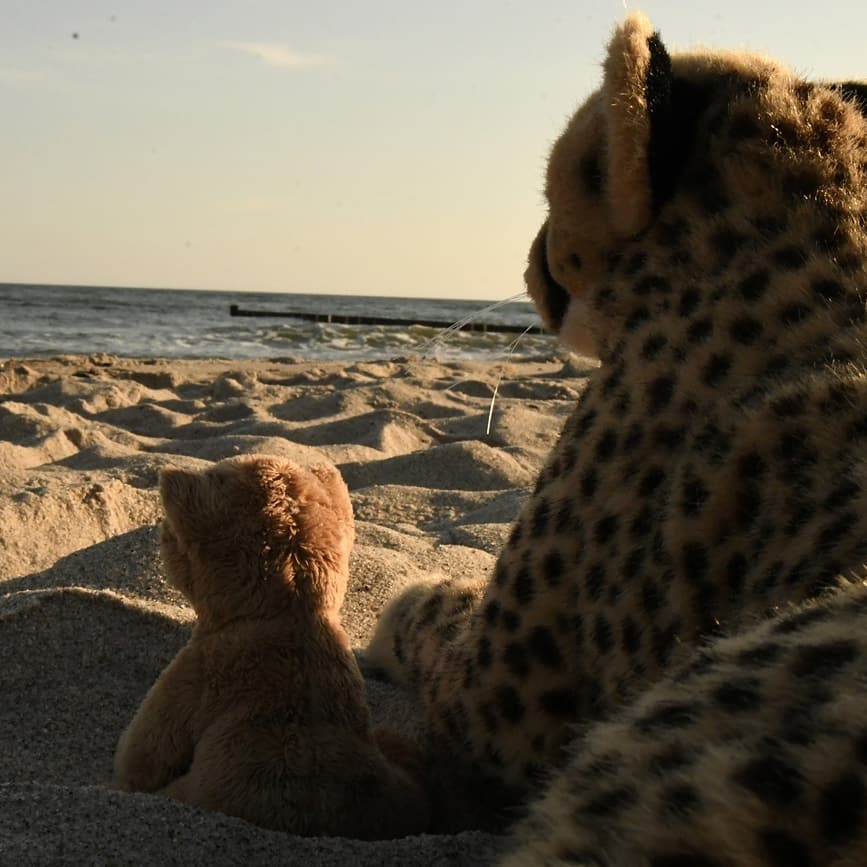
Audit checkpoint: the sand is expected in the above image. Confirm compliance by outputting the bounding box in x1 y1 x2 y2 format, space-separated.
0 351 591 865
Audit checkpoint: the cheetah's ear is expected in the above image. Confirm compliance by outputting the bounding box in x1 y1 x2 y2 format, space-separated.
602 13 676 236
836 82 867 116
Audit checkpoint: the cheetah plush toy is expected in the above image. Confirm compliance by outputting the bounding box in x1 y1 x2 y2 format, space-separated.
113 455 428 839
367 12 867 865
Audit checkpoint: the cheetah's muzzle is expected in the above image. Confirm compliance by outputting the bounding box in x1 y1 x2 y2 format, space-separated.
526 221 569 333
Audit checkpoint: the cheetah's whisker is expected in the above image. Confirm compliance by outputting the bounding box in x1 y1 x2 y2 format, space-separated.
486 380 500 436
421 291 530 357
485 324 536 436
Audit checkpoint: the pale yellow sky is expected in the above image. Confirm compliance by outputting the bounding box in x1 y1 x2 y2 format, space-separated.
4 1 867 299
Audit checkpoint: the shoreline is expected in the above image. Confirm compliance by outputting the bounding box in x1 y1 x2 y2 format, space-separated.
1 284 551 363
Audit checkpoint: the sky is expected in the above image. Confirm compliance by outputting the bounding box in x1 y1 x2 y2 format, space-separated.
3 1 867 300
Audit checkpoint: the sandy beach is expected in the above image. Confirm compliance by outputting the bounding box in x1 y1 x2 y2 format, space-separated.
0 351 591 865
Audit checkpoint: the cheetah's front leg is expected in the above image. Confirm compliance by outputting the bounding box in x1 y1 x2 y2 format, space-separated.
365 560 578 787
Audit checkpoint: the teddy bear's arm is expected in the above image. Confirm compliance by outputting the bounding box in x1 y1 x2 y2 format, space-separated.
352 728 430 838
156 772 193 802
113 647 202 793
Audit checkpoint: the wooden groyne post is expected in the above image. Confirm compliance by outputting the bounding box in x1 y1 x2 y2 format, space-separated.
228 304 545 335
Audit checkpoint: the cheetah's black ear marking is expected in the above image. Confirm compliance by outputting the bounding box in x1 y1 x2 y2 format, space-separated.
836 81 867 116
644 33 673 124
644 32 676 210
645 33 709 213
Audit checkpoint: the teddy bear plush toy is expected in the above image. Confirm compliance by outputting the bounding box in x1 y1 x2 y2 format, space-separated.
113 454 429 839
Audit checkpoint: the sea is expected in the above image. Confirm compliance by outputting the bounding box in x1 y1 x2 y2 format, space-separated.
0 283 556 362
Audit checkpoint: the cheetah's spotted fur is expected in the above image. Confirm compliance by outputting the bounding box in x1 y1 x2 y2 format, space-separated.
366 13 867 865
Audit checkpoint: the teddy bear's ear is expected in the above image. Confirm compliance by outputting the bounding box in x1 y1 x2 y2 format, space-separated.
158 466 202 513
602 12 677 237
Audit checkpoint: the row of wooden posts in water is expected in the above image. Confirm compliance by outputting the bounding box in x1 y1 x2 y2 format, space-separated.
229 304 546 335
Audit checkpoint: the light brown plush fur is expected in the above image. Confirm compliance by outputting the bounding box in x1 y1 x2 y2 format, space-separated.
113 455 429 839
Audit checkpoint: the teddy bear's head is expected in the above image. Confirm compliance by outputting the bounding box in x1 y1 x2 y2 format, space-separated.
158 455 354 626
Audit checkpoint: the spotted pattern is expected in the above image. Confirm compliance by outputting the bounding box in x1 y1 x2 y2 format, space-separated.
363 13 867 867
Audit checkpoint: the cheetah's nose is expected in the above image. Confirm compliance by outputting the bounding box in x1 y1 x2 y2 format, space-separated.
526 221 570 333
